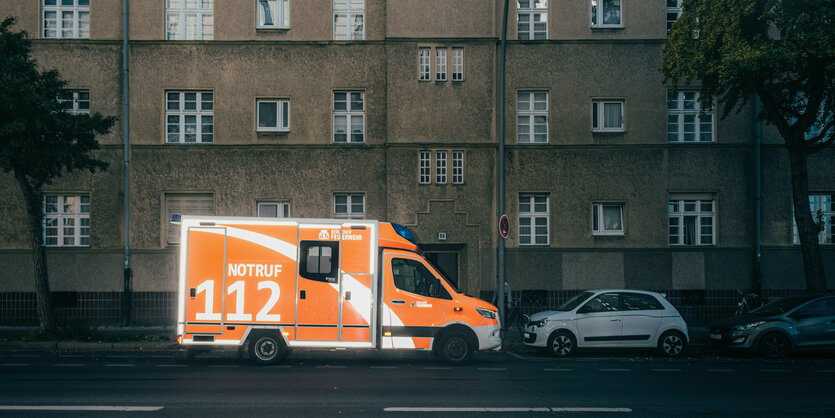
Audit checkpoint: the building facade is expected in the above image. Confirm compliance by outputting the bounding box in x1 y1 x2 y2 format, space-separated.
1 0 833 326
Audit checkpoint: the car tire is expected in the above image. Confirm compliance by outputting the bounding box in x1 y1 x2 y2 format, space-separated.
434 331 473 365
758 332 790 360
249 333 288 365
658 331 686 357
547 330 576 357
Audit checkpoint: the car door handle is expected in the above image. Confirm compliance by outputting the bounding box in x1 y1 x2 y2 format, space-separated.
392 299 405 305
610 318 621 321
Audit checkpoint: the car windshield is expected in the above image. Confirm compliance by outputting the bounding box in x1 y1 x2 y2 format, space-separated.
750 297 813 316
556 291 594 311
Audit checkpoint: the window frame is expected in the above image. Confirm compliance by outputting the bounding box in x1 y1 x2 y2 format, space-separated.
667 90 714 143
793 193 833 245
418 47 431 82
43 194 90 247
257 201 290 218
59 89 90 115
42 0 89 39
334 193 365 219
256 0 290 30
333 91 365 144
164 192 214 246
452 150 464 185
333 0 364 41
519 194 549 246
517 90 549 144
419 151 431 184
591 0 623 28
256 98 291 132
516 0 548 40
592 202 625 236
435 48 448 82
435 151 448 184
666 0 683 34
165 0 214 41
668 194 716 246
592 99 625 133
452 47 464 82
299 241 340 283
166 91 214 144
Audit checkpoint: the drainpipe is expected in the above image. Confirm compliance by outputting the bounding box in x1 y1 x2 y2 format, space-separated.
497 0 509 330
122 0 132 326
754 97 762 294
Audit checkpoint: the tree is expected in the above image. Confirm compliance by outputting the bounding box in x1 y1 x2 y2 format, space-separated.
662 0 834 293
0 17 116 333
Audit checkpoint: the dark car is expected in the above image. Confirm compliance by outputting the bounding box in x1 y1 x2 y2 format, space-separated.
710 295 835 359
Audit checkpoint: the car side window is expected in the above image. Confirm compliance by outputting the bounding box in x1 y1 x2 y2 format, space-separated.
621 293 663 311
578 293 619 313
299 240 339 283
798 298 835 318
391 258 451 300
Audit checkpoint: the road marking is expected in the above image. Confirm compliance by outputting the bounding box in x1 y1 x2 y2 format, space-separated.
55 364 84 367
478 368 507 371
151 355 176 358
544 368 572 372
384 407 631 413
0 364 29 367
60 355 85 358
706 369 735 372
599 368 630 372
0 406 164 412
759 369 790 373
105 364 135 367
370 366 397 369
652 369 681 372
105 355 132 358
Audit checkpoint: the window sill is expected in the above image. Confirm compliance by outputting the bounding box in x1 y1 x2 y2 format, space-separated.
256 26 290 31
591 25 624 31
593 233 625 237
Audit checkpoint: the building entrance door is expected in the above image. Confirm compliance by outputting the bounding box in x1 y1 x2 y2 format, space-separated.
424 252 458 289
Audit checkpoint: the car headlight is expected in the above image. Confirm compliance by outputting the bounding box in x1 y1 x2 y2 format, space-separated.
732 321 766 332
476 308 497 319
530 318 549 328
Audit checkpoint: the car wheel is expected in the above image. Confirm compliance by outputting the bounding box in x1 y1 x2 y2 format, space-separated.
434 331 473 365
759 332 790 359
547 330 576 357
658 331 686 357
249 333 288 365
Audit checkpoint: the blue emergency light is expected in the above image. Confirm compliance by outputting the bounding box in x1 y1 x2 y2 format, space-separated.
391 223 417 245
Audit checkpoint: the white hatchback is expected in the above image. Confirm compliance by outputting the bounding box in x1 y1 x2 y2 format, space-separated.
522 289 689 357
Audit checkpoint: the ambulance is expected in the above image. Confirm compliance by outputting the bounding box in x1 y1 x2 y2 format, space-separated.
174 216 502 364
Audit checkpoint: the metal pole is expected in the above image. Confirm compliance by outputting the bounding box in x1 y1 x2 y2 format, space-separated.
122 0 131 326
754 97 762 293
497 0 509 330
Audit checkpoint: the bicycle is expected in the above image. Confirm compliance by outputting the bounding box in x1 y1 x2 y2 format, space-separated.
735 290 765 315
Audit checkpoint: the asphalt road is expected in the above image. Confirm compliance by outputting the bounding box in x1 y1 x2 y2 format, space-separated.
1 349 834 417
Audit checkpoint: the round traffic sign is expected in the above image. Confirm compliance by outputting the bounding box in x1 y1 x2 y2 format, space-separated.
499 214 509 239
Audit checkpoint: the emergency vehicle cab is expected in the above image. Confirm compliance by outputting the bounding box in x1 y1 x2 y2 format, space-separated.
174 216 501 364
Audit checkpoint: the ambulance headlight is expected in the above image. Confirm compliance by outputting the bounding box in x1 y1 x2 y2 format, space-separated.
476 308 497 319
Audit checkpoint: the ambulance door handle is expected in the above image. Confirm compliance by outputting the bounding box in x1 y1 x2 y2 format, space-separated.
392 299 405 305
300 290 306 300
189 288 196 298
345 291 351 301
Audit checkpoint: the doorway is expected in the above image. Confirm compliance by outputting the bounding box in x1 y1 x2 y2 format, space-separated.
424 252 458 289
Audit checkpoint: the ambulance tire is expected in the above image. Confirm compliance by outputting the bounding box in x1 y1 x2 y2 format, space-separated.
249 333 288 365
434 330 474 365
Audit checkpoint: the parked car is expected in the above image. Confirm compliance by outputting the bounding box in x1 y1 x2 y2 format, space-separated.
710 295 835 359
522 289 689 357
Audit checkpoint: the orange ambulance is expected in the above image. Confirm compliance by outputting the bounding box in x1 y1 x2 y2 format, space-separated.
174 216 502 364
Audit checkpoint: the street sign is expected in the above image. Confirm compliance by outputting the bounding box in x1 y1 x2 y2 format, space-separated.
499 214 509 239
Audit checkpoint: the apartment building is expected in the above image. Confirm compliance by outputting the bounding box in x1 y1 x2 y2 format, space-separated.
0 1 832 325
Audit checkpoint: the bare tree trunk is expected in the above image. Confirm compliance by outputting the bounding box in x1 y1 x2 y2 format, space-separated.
14 171 54 334
787 148 827 294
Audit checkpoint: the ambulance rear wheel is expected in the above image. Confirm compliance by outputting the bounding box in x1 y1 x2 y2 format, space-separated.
435 331 473 365
249 333 288 365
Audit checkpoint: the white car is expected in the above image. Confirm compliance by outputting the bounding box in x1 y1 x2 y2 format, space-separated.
522 289 689 357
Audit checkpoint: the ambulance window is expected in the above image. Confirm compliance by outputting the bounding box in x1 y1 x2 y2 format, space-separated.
391 258 451 300
300 241 339 283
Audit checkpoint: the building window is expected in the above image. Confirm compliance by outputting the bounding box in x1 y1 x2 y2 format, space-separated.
435 151 447 184
334 193 365 219
257 99 290 132
518 91 548 144
519 195 549 245
592 99 624 132
435 48 447 82
333 91 364 143
419 48 431 81
452 151 464 184
419 151 431 184
166 91 214 144
452 48 464 81
43 195 90 247
257 0 289 29
591 0 622 28
669 195 715 246
517 0 547 40
333 0 364 40
258 201 290 218
666 0 682 33
166 0 214 40
794 194 833 245
42 0 89 39
59 90 89 115
165 193 214 245
667 90 713 142
592 203 624 236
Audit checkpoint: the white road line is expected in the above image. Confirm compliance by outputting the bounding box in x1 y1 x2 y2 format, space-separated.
759 369 790 373
599 368 630 372
706 369 735 372
543 368 572 372
478 368 507 371
384 407 631 413
0 364 29 367
105 364 135 367
0 406 163 412
55 364 84 367
105 355 132 358
652 369 681 372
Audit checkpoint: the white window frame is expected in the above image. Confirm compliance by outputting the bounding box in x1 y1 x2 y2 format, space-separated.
452 151 464 185
793 194 833 245
42 0 89 39
166 91 214 144
256 0 290 29
333 91 365 143
165 0 214 41
669 194 716 246
419 151 431 184
517 0 548 40
256 99 290 132
518 90 549 144
418 48 431 81
667 90 714 142
435 48 448 82
591 0 623 28
164 193 214 245
666 0 682 34
519 194 549 246
592 203 624 236
334 193 365 219
435 151 448 184
59 89 90 115
452 48 464 81
592 99 624 133
258 201 290 218
43 194 90 247
333 0 364 41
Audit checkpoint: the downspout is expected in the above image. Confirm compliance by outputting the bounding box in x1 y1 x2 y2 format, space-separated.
497 0 509 330
754 96 762 293
122 0 132 326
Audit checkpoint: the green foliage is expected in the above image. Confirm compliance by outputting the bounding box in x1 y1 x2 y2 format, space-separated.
0 17 116 189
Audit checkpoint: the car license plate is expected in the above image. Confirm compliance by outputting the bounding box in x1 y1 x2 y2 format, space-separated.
710 333 722 340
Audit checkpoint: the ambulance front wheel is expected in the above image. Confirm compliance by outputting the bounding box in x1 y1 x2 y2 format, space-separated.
249 333 288 365
435 331 473 365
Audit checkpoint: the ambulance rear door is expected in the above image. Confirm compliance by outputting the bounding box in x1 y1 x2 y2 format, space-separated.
184 226 227 335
